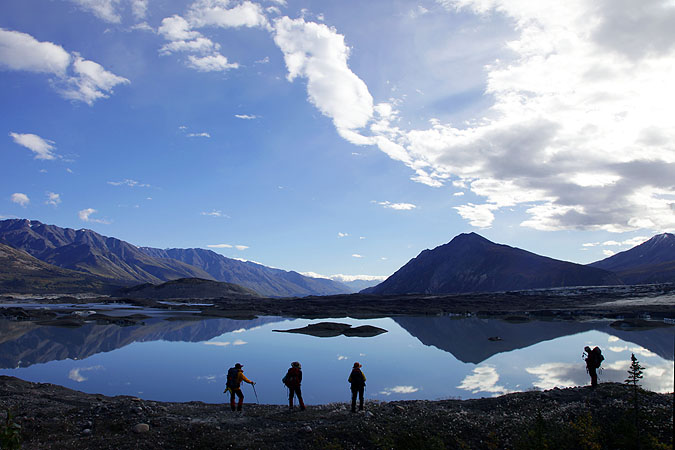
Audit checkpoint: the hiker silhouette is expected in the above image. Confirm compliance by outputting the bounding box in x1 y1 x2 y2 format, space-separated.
282 361 305 411
348 362 366 412
224 363 255 411
584 346 604 388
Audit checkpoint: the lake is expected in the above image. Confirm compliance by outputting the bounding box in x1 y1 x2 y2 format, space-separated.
0 314 672 405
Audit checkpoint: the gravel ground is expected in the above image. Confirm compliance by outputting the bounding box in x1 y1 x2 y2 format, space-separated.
0 376 671 449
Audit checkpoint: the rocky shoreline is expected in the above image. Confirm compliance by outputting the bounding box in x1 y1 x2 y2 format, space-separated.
0 376 671 449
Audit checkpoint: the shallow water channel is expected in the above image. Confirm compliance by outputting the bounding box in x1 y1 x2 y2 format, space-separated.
0 314 672 404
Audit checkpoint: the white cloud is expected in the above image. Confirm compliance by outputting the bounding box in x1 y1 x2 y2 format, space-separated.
273 17 374 141
300 272 387 282
454 203 498 228
270 3 675 233
78 208 110 224
232 339 247 346
351 254 363 258
337 355 348 360
10 193 29 207
337 232 349 238
0 29 129 104
69 0 122 23
207 243 247 250
377 201 417 211
131 0 148 19
9 132 58 160
187 54 239 71
525 362 580 390
0 29 70 74
58 54 130 105
204 341 231 346
68 365 104 382
457 366 512 395
187 132 211 137
201 210 229 217
603 250 616 257
379 385 419 396
235 114 259 120
46 192 61 206
188 0 270 30
107 179 150 187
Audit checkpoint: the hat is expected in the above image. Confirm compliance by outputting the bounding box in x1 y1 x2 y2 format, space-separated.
234 363 243 369
353 362 362 368
291 361 301 368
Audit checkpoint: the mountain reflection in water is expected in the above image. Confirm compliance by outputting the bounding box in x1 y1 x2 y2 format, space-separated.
0 315 672 403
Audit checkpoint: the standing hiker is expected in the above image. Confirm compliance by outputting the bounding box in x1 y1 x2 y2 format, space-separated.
584 346 604 388
282 361 305 411
348 362 366 412
224 363 255 411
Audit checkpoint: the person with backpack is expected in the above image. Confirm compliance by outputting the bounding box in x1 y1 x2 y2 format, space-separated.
282 361 305 411
584 346 604 388
348 362 366 412
224 363 255 411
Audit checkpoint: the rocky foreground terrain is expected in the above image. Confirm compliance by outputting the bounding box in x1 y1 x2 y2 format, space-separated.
0 376 671 450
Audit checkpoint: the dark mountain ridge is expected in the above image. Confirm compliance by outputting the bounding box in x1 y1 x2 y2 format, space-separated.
116 277 260 299
589 233 675 284
139 247 351 297
0 219 351 297
364 233 622 295
0 219 211 284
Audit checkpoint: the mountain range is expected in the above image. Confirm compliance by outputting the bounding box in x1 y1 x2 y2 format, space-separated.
364 232 675 295
1 218 674 297
0 219 351 297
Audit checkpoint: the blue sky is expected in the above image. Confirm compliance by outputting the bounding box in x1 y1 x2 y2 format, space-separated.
2 0 674 282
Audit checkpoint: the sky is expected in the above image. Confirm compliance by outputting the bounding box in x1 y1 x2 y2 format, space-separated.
1 0 674 283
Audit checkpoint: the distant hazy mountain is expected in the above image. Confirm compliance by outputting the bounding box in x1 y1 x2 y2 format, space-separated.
339 279 382 293
589 233 675 284
0 243 118 294
139 247 351 297
364 233 622 295
116 277 260 299
0 219 212 285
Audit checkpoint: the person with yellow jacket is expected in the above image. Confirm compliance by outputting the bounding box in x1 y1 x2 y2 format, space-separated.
348 362 366 412
225 363 255 411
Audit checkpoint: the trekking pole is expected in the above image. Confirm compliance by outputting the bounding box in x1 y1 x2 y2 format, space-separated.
252 383 260 404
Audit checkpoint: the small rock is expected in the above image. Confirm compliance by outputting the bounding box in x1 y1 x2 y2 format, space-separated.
134 423 150 433
394 405 405 412
303 425 312 433
81 428 92 436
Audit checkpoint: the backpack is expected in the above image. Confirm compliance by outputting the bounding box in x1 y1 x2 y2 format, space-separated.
226 367 239 389
590 347 604 369
349 369 365 387
283 368 299 387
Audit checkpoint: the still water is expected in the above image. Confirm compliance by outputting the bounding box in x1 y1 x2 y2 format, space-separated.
0 315 672 404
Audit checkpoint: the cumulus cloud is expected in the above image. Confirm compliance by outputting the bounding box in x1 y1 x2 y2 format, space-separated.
68 365 104 382
78 208 110 224
187 132 211 137
203 341 231 346
69 0 122 23
379 385 419 396
235 114 259 120
457 366 512 395
525 362 581 390
272 3 675 233
10 193 29 207
273 17 374 142
9 132 58 160
46 192 61 206
377 201 417 211
0 29 128 104
187 0 270 30
351 254 363 258
337 232 349 238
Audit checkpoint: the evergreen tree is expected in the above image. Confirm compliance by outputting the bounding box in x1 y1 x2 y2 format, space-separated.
625 353 645 447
